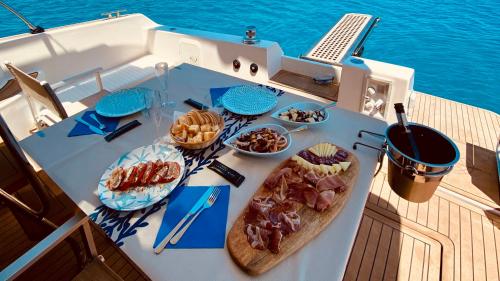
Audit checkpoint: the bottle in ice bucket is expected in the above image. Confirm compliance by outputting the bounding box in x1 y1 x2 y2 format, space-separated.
394 103 420 160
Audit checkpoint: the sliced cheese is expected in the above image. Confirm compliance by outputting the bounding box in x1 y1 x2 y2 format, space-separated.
339 161 351 171
332 164 342 174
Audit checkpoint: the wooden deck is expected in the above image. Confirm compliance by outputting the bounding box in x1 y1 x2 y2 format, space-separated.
1 92 499 280
343 92 500 281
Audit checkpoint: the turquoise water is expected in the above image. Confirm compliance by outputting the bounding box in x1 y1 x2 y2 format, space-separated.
1 0 499 113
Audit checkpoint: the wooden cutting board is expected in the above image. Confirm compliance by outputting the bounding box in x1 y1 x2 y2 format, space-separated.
227 144 360 275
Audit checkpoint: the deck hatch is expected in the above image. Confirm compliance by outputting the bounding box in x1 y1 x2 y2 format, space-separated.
303 13 373 65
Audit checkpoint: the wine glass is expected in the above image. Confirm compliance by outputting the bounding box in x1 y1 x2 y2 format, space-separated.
142 62 176 145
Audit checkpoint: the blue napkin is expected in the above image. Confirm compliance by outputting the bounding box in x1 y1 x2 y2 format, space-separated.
209 86 240 107
153 185 230 249
67 110 120 137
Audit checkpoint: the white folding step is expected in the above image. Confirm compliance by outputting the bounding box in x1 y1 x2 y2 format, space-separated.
303 13 378 65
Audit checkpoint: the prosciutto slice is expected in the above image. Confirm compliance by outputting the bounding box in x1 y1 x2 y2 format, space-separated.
268 228 284 254
303 187 319 209
273 176 289 202
264 167 292 190
316 175 346 193
315 190 336 212
278 210 301 235
304 170 322 185
245 225 271 250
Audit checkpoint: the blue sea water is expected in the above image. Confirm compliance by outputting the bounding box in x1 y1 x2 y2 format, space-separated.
1 0 499 113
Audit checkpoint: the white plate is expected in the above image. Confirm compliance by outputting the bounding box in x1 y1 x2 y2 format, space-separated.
271 102 330 127
97 144 185 211
223 124 292 157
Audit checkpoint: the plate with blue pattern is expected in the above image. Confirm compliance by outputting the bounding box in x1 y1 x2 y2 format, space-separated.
95 87 149 117
97 144 185 211
221 85 278 115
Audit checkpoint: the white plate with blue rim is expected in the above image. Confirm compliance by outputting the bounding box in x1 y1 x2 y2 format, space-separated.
221 85 278 115
223 123 292 157
271 102 331 127
95 87 149 117
97 144 185 211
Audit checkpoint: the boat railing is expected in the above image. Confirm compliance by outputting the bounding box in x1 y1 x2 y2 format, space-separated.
0 1 44 34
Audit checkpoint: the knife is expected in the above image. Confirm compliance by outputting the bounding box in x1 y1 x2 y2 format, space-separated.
75 117 105 135
104 120 141 142
154 186 214 254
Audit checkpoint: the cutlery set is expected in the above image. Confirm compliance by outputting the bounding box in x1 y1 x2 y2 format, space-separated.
154 187 221 254
75 114 142 142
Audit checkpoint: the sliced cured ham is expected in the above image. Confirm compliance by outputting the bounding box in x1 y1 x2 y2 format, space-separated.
249 196 276 216
268 228 283 254
273 176 288 202
264 167 292 190
245 224 271 250
304 170 321 185
278 210 300 235
302 187 319 209
316 175 346 192
240 143 353 255
315 190 336 212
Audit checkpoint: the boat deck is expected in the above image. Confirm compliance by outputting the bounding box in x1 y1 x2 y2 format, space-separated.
345 92 500 281
1 92 499 280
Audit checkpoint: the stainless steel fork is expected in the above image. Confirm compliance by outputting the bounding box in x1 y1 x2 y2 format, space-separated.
169 187 221 244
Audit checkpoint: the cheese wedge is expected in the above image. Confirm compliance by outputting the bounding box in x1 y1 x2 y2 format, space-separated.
339 162 351 171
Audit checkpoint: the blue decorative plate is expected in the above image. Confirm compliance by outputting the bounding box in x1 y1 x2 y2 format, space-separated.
223 123 292 157
95 88 148 117
271 102 331 127
97 144 185 211
221 85 278 115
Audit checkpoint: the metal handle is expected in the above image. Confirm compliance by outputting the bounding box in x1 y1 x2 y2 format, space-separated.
101 10 127 19
352 17 380 57
154 214 189 254
352 141 386 177
170 207 204 244
385 150 453 177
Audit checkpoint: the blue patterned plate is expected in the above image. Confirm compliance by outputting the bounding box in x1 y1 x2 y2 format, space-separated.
95 87 148 117
221 85 278 115
97 144 185 211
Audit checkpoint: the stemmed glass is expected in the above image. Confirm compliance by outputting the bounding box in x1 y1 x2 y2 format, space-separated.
143 62 176 145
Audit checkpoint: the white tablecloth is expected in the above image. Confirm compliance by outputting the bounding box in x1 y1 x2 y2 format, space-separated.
20 64 387 281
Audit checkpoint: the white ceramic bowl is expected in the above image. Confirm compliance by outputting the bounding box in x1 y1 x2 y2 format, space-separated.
223 124 292 157
271 102 330 127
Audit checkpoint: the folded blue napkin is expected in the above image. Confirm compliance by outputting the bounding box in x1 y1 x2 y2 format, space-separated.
67 110 120 137
209 86 240 107
153 185 230 249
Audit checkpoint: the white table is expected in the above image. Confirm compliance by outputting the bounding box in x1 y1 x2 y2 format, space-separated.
20 64 387 281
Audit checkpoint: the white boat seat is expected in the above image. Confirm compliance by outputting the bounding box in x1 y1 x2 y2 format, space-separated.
54 54 165 115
